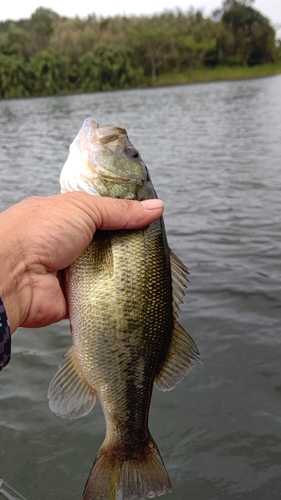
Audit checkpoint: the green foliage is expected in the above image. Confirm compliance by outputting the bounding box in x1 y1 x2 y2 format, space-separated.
127 16 178 80
29 49 70 96
221 1 277 65
0 24 28 57
0 54 30 98
127 11 222 78
277 39 281 61
0 2 278 99
180 36 217 68
79 45 143 91
28 7 59 51
49 17 100 64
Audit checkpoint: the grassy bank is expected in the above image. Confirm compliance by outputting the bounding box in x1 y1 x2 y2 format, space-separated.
152 62 281 87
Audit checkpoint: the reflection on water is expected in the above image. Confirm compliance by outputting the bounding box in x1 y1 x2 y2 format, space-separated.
0 75 281 499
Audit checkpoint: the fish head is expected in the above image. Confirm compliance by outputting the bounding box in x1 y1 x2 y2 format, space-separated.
60 118 155 200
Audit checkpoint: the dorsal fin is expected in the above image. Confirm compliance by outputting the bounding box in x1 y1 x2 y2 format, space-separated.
170 250 189 317
155 250 200 391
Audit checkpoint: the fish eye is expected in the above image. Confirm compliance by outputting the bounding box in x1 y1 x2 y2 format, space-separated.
124 147 140 159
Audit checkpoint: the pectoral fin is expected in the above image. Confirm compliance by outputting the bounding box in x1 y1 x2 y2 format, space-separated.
154 321 201 391
48 346 96 419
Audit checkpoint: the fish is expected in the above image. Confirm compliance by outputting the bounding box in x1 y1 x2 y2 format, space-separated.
48 117 200 500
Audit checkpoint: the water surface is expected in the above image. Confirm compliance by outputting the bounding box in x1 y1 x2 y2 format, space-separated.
0 76 281 499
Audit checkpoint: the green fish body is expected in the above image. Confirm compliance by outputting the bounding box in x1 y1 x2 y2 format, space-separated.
48 118 200 500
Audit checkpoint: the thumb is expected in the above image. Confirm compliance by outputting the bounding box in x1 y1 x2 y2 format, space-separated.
74 195 165 231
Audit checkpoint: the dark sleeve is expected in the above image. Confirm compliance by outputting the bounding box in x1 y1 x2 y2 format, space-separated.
0 297 11 371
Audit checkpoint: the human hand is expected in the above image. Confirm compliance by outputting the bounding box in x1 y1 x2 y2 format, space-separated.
0 194 164 333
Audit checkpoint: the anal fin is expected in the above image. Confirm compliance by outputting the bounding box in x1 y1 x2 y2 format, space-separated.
48 346 96 419
155 321 201 391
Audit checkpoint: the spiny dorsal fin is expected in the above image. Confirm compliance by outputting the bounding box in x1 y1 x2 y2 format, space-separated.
154 321 201 391
48 346 96 419
170 249 189 317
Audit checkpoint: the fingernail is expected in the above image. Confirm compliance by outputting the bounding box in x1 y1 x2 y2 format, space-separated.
140 199 164 210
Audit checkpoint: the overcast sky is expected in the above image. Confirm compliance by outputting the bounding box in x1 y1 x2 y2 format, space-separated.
0 0 280 35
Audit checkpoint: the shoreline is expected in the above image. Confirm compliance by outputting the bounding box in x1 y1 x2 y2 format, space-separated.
148 63 281 88
1 63 281 101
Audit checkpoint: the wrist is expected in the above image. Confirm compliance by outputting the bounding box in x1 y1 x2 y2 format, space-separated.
0 215 31 333
0 253 29 334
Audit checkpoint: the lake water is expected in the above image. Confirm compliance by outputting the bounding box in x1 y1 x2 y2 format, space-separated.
0 75 281 500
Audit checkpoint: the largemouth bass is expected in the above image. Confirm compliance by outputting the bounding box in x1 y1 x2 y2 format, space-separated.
48 118 200 500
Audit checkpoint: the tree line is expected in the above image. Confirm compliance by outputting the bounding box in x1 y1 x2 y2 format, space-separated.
0 0 279 99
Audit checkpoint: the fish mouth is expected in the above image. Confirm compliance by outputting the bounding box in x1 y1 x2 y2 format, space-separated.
60 118 141 194
82 119 134 182
80 118 128 153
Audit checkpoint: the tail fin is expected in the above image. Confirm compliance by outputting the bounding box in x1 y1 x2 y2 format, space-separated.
83 436 172 500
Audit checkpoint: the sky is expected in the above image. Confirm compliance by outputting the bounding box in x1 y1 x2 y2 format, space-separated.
0 0 280 36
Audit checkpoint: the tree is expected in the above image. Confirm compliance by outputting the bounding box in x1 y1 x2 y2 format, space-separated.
50 16 100 64
28 7 59 53
173 10 217 70
79 44 143 91
29 49 70 96
221 1 277 65
0 24 30 57
177 35 216 69
127 16 178 80
0 54 30 98
277 38 281 61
